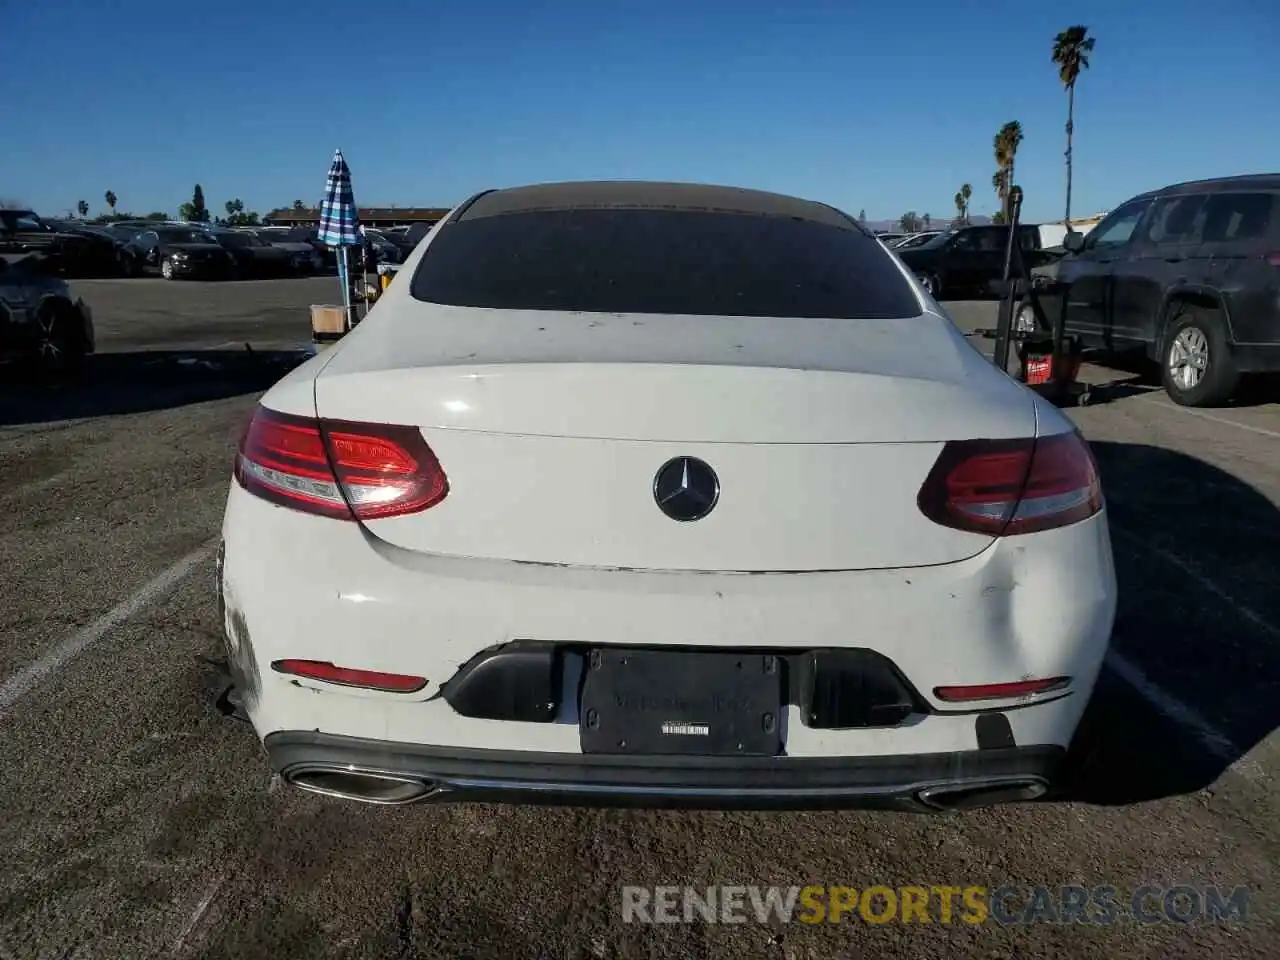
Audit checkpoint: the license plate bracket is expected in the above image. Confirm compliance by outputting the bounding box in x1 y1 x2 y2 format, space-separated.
579 649 783 756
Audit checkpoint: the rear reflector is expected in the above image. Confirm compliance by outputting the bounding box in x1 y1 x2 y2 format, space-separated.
235 405 448 520
934 677 1070 703
271 659 428 693
916 431 1102 536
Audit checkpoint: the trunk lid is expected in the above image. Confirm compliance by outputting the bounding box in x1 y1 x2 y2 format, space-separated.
312 304 1036 572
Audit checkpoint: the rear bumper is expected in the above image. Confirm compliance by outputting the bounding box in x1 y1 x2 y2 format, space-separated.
264 730 1065 811
221 482 1116 760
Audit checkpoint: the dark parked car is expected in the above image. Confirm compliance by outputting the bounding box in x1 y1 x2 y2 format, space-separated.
125 227 235 279
1021 174 1280 407
290 226 378 274
113 219 181 232
207 230 296 277
373 222 436 260
250 228 325 272
893 230 944 250
895 223 1058 299
399 221 435 254
103 222 152 241
268 226 332 269
46 219 146 276
359 228 406 265
0 210 125 277
261 223 385 273
0 252 95 373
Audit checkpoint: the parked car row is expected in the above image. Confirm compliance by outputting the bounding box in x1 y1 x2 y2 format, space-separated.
111 223 336 280
893 223 1063 299
0 210 141 278
0 211 414 281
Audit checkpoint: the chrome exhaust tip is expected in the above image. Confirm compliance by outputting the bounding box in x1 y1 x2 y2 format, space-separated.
916 778 1048 811
285 766 445 805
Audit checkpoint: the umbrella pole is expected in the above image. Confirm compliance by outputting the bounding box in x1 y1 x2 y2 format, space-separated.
360 243 369 318
337 247 352 331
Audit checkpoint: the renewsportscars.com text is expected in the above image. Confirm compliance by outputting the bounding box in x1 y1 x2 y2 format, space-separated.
621 884 1251 926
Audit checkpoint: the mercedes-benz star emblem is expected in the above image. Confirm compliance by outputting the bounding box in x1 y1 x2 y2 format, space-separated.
653 457 720 522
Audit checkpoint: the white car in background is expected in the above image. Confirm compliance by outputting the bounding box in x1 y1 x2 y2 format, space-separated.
218 180 1117 811
891 231 944 250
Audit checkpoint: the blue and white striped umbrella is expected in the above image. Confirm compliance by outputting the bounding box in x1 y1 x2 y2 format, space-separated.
317 149 361 247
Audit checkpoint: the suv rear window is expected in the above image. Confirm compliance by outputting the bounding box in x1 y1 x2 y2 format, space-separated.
1201 192 1276 243
409 209 920 319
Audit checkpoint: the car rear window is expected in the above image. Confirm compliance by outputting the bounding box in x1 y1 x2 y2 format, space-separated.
409 208 920 319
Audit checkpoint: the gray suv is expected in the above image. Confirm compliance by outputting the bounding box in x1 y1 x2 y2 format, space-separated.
1027 174 1280 406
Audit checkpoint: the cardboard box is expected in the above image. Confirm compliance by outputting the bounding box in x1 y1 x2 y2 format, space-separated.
310 304 348 336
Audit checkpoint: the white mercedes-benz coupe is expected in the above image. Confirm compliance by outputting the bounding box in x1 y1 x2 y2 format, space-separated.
218 180 1117 811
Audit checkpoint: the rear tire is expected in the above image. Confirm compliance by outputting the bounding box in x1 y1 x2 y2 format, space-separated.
32 301 87 379
1160 305 1239 407
918 273 943 299
1014 299 1049 335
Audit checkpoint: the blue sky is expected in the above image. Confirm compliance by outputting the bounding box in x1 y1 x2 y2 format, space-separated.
3 0 1275 224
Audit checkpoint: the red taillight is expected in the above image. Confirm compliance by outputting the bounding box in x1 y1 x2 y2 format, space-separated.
271 659 427 693
917 431 1101 536
235 405 448 520
934 677 1070 703
1267 252 1280 268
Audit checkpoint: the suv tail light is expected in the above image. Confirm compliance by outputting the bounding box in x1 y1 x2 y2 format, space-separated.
917 431 1101 536
235 405 448 520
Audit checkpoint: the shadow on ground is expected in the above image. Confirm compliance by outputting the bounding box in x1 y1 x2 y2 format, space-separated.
1078 355 1280 408
1064 440 1280 805
0 349 312 426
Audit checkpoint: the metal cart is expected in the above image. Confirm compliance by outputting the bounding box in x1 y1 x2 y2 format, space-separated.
979 187 1099 407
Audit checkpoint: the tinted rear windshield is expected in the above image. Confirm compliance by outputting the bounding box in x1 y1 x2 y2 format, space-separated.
409 209 919 318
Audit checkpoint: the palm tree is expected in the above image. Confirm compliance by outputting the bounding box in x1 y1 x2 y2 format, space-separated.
992 122 1024 219
104 190 117 215
1052 25 1095 225
77 200 89 218
953 184 972 225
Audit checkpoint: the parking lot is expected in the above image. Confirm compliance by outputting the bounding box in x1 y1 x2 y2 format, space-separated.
2 277 1278 958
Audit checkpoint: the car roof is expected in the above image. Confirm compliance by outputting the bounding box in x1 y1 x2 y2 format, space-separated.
1141 173 1280 200
459 180 858 230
